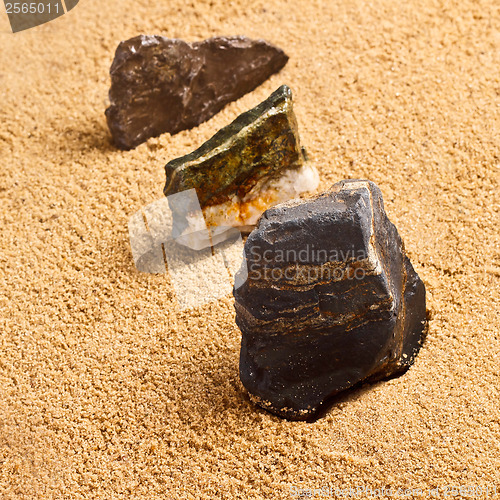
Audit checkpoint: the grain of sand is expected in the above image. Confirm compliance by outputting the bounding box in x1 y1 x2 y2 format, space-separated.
0 0 499 498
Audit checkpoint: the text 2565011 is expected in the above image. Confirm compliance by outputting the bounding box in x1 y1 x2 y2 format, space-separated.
5 2 60 14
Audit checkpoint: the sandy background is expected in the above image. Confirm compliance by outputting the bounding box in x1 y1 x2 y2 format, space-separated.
1 0 499 498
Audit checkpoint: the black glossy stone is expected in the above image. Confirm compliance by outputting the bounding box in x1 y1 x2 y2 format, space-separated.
233 179 427 420
105 35 288 150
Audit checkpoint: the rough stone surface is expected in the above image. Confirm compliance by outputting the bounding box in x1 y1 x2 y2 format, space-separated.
105 35 289 150
163 85 319 246
234 179 427 420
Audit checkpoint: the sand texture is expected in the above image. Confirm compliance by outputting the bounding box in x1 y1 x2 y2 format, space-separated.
0 0 499 498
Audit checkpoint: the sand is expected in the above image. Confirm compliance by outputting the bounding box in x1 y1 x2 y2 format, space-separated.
0 0 499 498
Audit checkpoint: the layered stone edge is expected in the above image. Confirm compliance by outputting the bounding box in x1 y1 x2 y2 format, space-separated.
234 180 427 421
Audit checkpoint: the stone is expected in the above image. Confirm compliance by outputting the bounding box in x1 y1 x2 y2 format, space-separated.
105 35 289 150
164 85 319 250
233 180 427 421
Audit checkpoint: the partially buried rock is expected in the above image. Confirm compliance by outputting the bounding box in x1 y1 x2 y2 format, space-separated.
164 85 319 250
106 35 289 150
234 180 427 420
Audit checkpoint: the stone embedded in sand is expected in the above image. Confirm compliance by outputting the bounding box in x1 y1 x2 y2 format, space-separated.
105 35 289 150
233 179 427 421
163 85 319 249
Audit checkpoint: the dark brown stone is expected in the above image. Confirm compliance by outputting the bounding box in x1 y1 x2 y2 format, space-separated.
105 35 289 150
233 180 427 420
